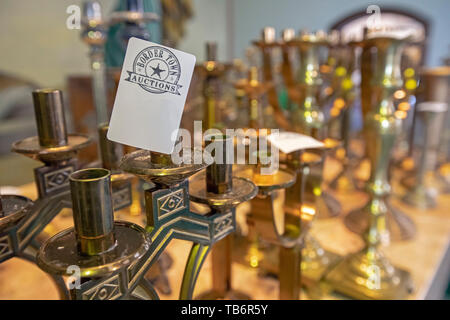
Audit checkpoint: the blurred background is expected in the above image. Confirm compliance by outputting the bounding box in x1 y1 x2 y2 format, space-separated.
0 0 449 185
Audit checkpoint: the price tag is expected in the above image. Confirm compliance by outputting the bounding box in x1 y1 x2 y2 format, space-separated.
267 131 324 154
107 37 196 154
417 102 448 113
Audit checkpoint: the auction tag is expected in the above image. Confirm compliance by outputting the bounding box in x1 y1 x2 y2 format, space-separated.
107 37 196 154
268 131 324 154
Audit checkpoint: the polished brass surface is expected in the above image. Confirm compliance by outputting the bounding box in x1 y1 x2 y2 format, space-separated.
328 36 414 299
32 89 68 148
290 31 329 137
344 36 417 242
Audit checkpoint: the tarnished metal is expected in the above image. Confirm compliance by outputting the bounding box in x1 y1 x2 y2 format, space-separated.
37 168 150 286
98 124 133 210
32 89 68 148
5 89 93 299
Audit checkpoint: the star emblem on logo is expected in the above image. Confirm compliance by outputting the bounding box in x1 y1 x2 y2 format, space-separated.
150 63 166 79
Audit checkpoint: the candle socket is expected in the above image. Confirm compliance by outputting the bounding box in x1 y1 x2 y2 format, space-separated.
206 42 218 61
98 124 123 171
206 135 233 194
70 168 116 256
32 89 68 148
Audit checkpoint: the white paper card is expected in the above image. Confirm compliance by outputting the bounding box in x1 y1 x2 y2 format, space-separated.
417 102 448 113
268 132 324 154
107 37 196 154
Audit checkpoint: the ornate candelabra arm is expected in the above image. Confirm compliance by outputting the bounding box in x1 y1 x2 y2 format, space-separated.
186 135 258 300
37 168 150 300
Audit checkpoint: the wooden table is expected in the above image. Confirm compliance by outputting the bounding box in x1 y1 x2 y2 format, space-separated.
0 158 449 300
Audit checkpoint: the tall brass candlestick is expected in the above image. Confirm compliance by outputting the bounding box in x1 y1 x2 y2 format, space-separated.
344 36 416 242
81 1 109 126
290 30 342 218
201 42 226 130
253 27 293 131
326 36 414 300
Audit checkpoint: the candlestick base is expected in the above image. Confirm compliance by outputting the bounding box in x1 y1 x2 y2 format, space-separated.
344 200 416 243
325 247 413 300
37 221 150 278
402 185 437 209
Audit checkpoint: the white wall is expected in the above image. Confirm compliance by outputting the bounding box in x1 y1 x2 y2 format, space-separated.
177 0 229 62
233 0 450 67
0 0 117 88
0 0 227 88
0 0 448 88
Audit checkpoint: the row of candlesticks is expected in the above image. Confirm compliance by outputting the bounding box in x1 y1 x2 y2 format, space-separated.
1 0 449 300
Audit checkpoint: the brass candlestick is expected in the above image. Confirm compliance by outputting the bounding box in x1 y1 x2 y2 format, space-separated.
37 168 151 300
328 39 360 192
343 36 416 243
238 151 313 300
253 27 294 131
81 1 109 125
234 66 272 130
402 104 448 208
326 36 415 299
200 42 227 130
98 124 133 211
189 135 258 299
401 67 450 194
289 30 342 218
286 149 342 293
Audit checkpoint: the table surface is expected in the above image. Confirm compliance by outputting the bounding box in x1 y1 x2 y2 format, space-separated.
0 157 449 300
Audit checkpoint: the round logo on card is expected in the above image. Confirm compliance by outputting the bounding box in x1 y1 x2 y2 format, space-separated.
126 46 182 95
